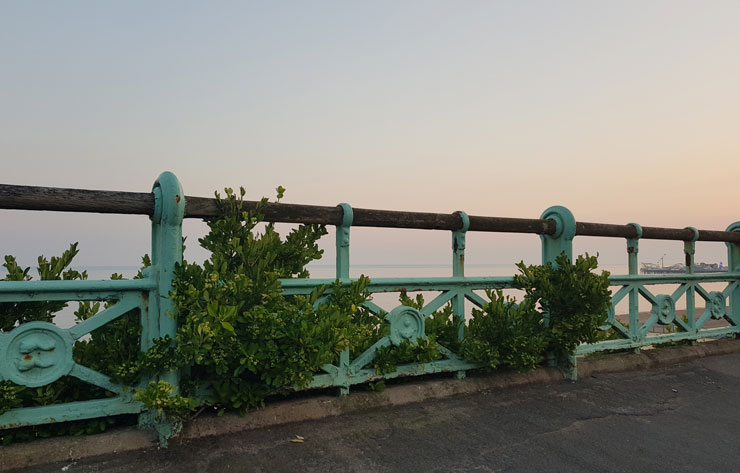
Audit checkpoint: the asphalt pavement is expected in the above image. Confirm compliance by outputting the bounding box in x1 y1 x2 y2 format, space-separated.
12 353 740 473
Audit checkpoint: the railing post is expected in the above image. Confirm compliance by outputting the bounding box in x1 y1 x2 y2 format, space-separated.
452 211 469 379
140 172 185 444
684 227 699 337
539 206 576 379
626 223 642 351
452 211 469 329
335 203 353 396
726 222 740 329
336 203 353 280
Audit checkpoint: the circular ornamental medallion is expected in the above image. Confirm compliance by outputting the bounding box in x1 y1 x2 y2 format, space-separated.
2 322 74 388
652 295 676 325
386 306 426 347
708 292 726 319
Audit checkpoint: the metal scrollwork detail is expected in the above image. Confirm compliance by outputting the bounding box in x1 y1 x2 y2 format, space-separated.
708 292 726 319
386 306 426 346
652 295 676 325
600 305 616 331
1 322 74 388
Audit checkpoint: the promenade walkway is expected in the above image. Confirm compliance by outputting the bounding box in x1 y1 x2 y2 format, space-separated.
11 351 740 473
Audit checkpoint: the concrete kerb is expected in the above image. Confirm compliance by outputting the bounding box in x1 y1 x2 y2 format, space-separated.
3 338 740 471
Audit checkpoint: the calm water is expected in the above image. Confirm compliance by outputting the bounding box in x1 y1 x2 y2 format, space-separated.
8 263 727 329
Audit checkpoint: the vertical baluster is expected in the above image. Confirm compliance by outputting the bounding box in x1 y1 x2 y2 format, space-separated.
627 223 642 352
684 227 699 337
540 206 576 379
452 211 469 380
452 211 469 333
336 203 353 280
336 203 353 396
726 222 740 330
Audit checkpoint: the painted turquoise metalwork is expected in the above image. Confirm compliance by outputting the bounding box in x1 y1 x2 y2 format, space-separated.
306 294 478 392
0 322 74 388
452 210 469 335
539 206 577 378
149 172 185 367
387 306 426 346
727 222 740 326
576 220 740 358
726 222 740 271
540 206 576 265
451 211 469 379
626 223 642 275
626 223 642 345
0 279 156 302
3 172 739 447
0 171 185 446
334 203 353 395
143 172 185 442
452 211 469 278
0 398 143 429
286 271 492 393
336 203 353 280
683 227 699 334
0 286 146 429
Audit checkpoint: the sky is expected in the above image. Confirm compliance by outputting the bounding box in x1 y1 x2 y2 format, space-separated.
1 0 739 273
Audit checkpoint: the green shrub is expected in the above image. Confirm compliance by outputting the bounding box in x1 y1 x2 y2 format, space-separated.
161 187 370 411
462 290 546 371
399 291 461 352
133 381 197 422
1 243 86 331
514 253 611 359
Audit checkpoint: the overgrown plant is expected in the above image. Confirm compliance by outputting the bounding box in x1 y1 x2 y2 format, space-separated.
399 291 461 352
462 290 547 371
133 381 197 422
1 243 86 331
514 253 612 359
161 187 371 411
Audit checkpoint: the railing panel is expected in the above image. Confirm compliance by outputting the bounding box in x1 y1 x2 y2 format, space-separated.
577 221 740 357
0 290 149 429
0 172 184 440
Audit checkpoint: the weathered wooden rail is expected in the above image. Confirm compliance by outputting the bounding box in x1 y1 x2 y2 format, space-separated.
1 172 739 444
2 183 739 242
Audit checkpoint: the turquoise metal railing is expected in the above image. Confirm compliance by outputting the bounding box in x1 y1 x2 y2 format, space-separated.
1 172 739 437
0 172 184 436
281 205 740 387
575 222 740 357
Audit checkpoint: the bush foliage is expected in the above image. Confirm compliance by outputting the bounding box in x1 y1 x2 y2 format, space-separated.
515 253 611 359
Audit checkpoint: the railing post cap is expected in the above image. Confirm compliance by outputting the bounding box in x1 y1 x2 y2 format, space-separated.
540 206 576 240
627 222 643 239
684 226 699 242
453 211 470 233
726 221 740 250
336 203 353 227
152 172 185 225
726 221 740 233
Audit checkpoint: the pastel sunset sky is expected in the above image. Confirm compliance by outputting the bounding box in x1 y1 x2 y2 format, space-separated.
2 1 738 271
